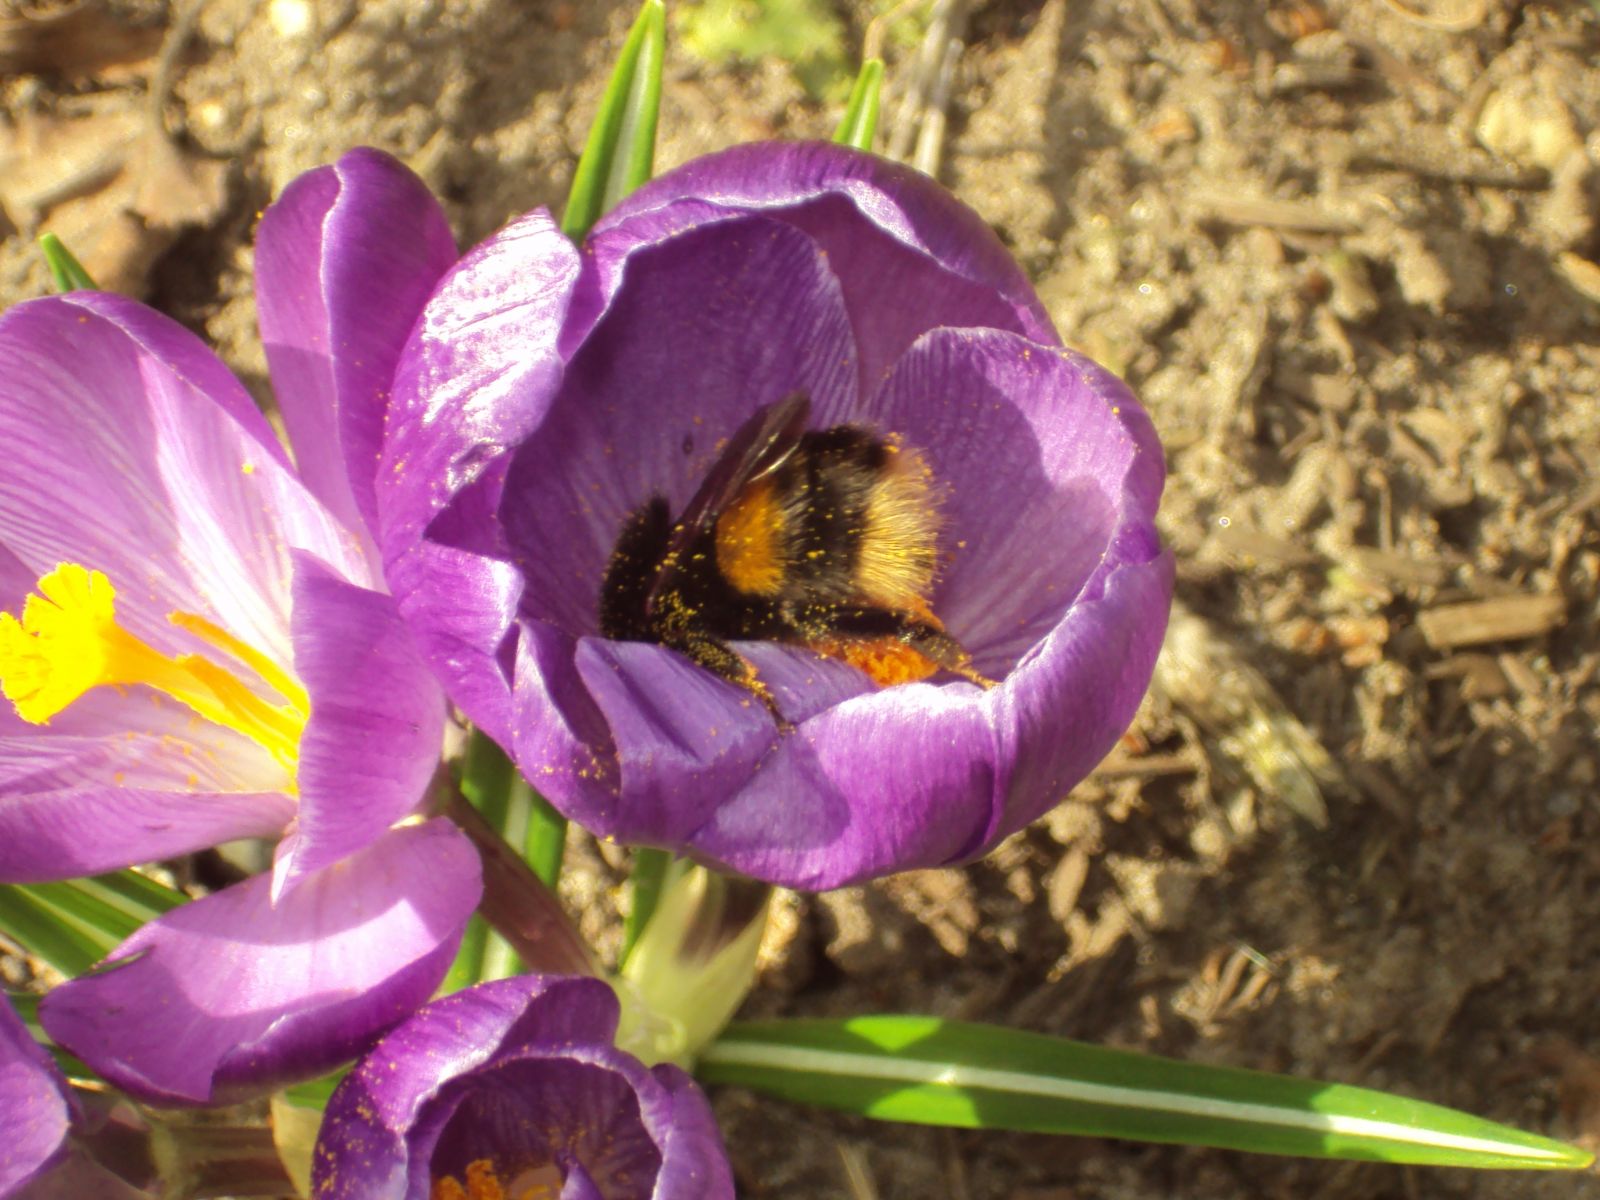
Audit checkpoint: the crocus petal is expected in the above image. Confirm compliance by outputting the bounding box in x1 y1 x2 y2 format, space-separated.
0 294 371 660
566 638 776 844
39 819 481 1106
980 537 1172 845
691 681 997 888
585 140 1059 387
257 147 457 542
0 675 294 884
0 999 72 1196
0 785 289 884
273 553 444 896
0 289 368 683
561 1167 605 1200
499 214 857 635
698 553 1171 888
0 543 39 609
650 1064 736 1199
0 687 294 875
379 208 582 747
859 327 1165 670
526 638 873 850
313 976 731 1200
424 1056 664 1192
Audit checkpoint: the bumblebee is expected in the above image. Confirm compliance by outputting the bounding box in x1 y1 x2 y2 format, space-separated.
599 393 992 724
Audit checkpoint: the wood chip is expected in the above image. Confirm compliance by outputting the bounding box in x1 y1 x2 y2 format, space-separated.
1348 147 1548 191
0 1 162 76
1046 846 1090 925
1192 192 1357 235
1417 594 1565 650
836 1143 880 1200
1091 749 1199 779
1202 523 1320 569
1555 251 1600 305
1495 652 1543 695
1272 60 1366 94
1338 544 1449 589
1423 653 1509 699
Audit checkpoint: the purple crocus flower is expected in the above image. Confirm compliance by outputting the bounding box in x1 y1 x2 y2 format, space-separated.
0 150 481 1104
1 997 75 1198
313 974 733 1199
380 141 1172 890
0 999 146 1200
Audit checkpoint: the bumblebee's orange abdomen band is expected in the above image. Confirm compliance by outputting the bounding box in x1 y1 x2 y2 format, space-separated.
714 478 787 596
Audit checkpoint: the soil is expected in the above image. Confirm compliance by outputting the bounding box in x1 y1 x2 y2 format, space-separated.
3 1 1600 1198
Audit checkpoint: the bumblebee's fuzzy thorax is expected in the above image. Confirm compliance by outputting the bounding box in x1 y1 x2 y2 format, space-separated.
711 426 940 612
599 394 990 723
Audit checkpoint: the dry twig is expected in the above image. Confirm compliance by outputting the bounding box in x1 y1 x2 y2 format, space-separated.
1416 594 1566 650
1377 0 1491 34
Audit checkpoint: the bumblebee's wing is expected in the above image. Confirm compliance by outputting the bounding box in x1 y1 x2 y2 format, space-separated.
646 392 810 615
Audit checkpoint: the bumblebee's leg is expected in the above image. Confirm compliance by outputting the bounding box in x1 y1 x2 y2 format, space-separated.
669 631 791 729
807 605 998 689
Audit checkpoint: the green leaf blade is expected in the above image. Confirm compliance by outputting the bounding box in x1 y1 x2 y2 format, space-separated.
620 845 672 966
0 871 184 978
561 0 666 242
58 868 187 926
833 58 884 152
701 1017 1591 1171
281 1065 349 1113
0 887 105 978
38 233 98 292
459 728 565 894
441 912 498 994
454 732 527 984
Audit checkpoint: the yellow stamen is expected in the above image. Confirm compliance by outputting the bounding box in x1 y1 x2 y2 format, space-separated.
0 563 306 772
169 610 310 716
430 1160 562 1200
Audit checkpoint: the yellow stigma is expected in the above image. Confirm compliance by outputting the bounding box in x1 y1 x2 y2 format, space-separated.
0 563 307 772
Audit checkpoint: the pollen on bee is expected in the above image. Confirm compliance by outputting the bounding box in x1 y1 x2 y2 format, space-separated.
813 637 941 688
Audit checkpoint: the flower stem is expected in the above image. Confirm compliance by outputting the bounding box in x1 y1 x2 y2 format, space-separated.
443 785 599 978
149 1116 293 1199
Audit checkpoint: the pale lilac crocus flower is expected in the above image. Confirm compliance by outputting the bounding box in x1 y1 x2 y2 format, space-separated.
0 150 481 1105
